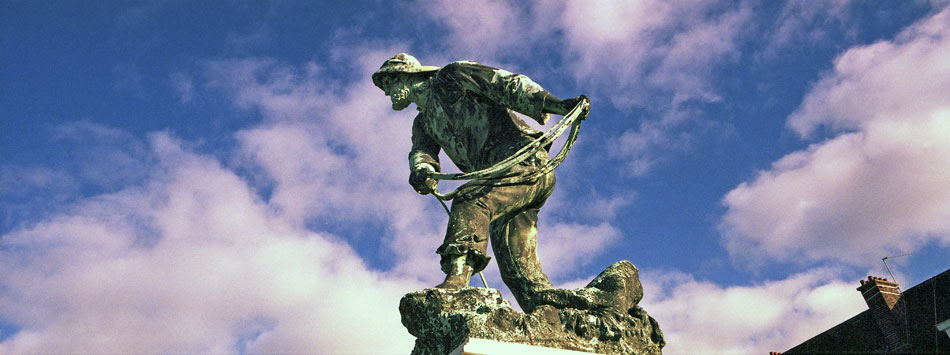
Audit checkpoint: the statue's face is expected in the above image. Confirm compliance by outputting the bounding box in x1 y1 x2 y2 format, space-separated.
380 75 412 111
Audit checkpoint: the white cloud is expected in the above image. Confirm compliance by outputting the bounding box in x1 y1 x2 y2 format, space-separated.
1 166 78 230
417 0 530 60
413 1 751 175
607 108 697 176
0 132 421 353
640 269 867 354
204 52 450 280
558 0 752 107
51 120 151 190
788 7 950 137
170 71 195 104
556 0 752 175
537 221 622 279
527 176 633 281
758 0 853 59
1 120 154 232
720 8 950 266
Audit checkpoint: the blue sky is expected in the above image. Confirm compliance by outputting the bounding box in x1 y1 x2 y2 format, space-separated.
1 1 948 353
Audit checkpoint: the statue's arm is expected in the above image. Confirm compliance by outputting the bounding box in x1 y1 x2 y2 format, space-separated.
408 115 441 194
409 115 441 172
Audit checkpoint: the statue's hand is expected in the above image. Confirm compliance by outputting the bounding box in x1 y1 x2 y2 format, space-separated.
409 164 437 195
543 93 590 118
565 95 590 120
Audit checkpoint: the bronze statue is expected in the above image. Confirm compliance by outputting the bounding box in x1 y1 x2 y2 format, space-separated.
373 53 587 312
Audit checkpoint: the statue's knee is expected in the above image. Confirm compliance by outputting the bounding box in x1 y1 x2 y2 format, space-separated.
436 240 491 274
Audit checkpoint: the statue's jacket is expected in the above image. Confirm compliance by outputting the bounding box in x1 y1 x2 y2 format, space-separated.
410 61 552 174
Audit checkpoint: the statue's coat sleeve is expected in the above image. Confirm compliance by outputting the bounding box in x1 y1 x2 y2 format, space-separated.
409 112 442 172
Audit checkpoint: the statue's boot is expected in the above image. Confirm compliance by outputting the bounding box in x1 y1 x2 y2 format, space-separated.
435 255 474 289
527 261 643 313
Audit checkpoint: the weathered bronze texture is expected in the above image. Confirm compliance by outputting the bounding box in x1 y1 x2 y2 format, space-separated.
374 53 582 309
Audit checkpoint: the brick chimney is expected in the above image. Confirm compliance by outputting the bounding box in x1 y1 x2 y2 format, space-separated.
857 276 908 351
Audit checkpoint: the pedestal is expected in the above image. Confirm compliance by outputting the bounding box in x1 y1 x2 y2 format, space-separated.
451 338 602 355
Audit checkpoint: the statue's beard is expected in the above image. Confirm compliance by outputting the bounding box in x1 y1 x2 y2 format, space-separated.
391 87 411 110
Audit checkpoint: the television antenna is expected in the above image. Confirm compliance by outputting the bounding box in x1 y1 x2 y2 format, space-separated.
881 252 911 292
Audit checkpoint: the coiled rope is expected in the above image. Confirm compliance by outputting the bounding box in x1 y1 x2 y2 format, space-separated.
429 97 590 201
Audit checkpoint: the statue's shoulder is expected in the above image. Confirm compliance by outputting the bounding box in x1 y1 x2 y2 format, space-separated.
435 61 497 87
431 61 474 90
433 61 496 99
448 60 480 66
438 60 483 75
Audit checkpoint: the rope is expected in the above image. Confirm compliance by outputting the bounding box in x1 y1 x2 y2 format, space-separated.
430 97 590 200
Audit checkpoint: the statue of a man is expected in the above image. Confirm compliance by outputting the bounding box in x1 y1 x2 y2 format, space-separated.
373 53 586 312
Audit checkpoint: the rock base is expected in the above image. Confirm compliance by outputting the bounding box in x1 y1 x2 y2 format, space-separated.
399 261 664 355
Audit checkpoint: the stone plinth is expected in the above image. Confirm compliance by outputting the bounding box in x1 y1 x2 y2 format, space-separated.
399 261 664 355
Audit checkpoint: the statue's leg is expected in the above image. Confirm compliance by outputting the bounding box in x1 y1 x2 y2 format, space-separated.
435 160 555 294
491 207 555 313
435 198 492 289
